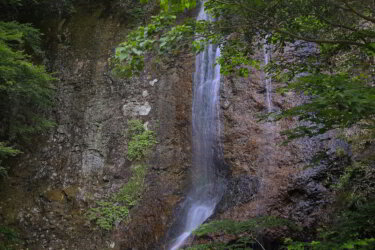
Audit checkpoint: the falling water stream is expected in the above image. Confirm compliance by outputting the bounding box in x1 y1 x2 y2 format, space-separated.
169 3 224 250
264 39 272 113
254 38 275 217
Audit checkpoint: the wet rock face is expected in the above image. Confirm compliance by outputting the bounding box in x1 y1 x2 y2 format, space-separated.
276 141 351 229
0 1 193 249
280 166 333 229
217 49 346 241
218 61 310 221
218 176 260 212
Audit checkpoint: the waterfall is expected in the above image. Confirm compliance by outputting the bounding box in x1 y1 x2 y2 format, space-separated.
264 38 272 113
169 3 224 250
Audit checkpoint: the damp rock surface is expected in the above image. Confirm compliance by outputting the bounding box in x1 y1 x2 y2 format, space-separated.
214 48 343 243
0 2 351 250
0 1 193 249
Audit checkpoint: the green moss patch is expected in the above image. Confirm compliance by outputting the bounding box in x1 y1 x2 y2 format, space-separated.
86 164 148 230
87 120 156 230
126 119 157 161
114 164 147 206
86 201 129 231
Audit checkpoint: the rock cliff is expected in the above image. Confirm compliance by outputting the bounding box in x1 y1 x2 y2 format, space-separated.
0 1 194 249
0 1 349 250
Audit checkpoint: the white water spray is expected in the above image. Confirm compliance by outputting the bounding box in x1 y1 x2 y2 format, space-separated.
169 3 224 250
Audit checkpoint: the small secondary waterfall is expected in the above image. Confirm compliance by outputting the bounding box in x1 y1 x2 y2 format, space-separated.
169 3 224 250
264 39 272 113
255 39 275 218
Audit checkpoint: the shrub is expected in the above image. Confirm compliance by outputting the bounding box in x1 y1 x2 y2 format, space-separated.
114 164 147 206
126 119 157 161
188 216 298 250
87 165 148 230
87 120 156 230
0 225 22 250
86 201 129 231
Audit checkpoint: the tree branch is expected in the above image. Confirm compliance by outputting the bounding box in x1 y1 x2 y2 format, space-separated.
228 1 370 47
275 28 366 46
343 0 375 23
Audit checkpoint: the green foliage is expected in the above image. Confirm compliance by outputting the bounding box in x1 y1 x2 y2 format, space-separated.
285 237 375 250
0 21 42 54
0 21 55 175
285 146 375 250
117 0 375 139
189 216 298 249
113 0 263 77
0 142 21 177
127 119 145 135
0 21 55 138
188 239 256 250
272 73 375 141
345 126 375 160
217 39 260 77
285 201 375 250
126 119 157 161
0 0 76 20
194 216 297 237
140 0 196 12
113 12 196 77
334 162 375 207
86 201 129 230
87 164 149 230
87 119 156 230
87 121 155 230
113 164 147 206
0 142 21 159
117 1 375 248
0 225 22 250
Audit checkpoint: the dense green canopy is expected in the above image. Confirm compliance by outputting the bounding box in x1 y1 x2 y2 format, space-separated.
115 0 375 139
0 4 55 175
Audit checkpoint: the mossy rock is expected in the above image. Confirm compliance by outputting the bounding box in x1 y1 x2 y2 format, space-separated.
43 189 65 202
63 186 79 200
